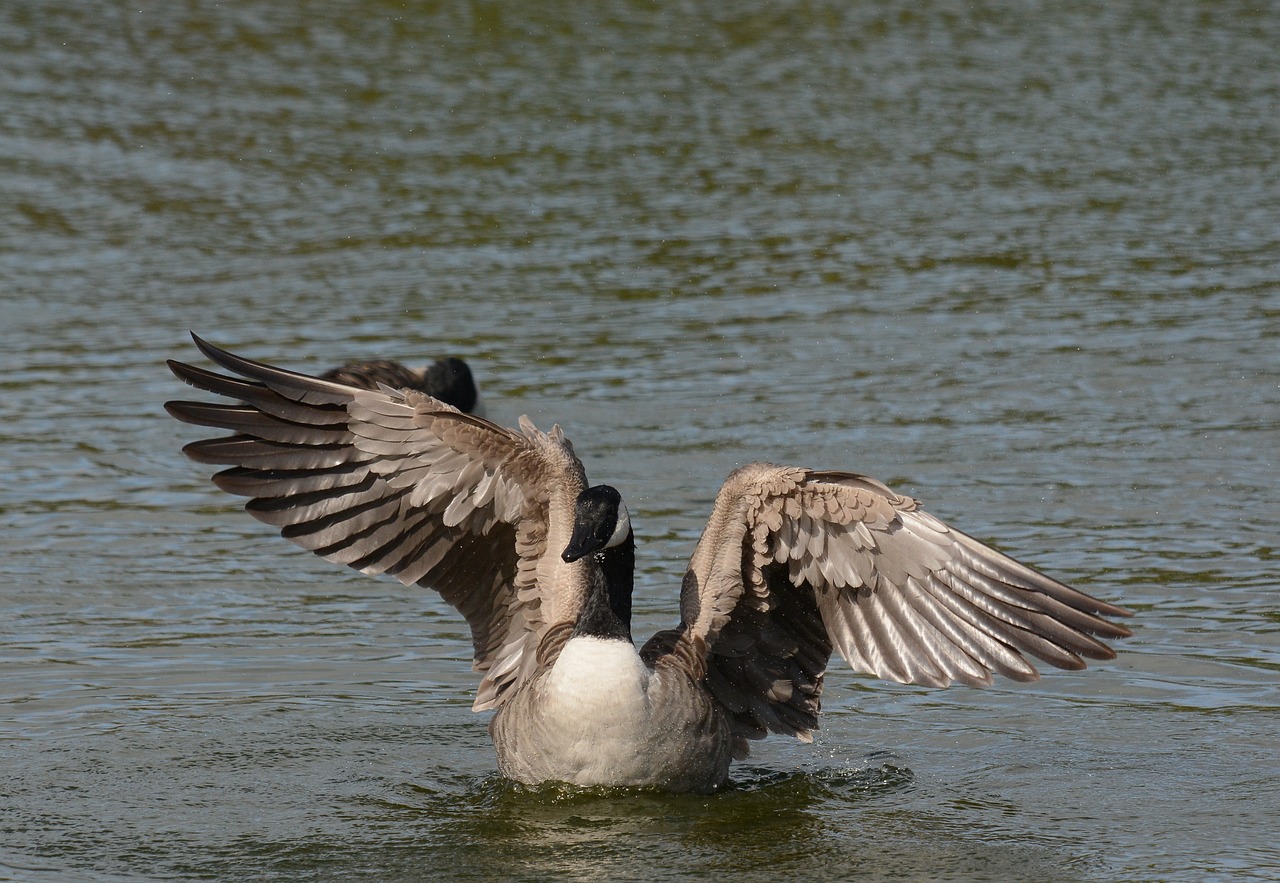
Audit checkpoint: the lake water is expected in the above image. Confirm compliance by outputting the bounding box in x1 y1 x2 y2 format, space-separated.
2 1 1278 880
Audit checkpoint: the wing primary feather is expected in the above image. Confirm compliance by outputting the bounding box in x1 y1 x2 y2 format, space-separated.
949 539 1133 637
918 574 1042 681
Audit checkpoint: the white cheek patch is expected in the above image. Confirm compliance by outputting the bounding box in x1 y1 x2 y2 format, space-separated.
605 502 631 549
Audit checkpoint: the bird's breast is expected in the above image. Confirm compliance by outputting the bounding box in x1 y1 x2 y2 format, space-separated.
540 636 654 736
490 636 733 792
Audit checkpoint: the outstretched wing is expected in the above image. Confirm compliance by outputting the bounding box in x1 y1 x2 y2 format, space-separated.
166 334 589 710
643 463 1132 744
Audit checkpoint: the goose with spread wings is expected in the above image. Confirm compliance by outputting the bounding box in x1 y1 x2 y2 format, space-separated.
166 335 1132 793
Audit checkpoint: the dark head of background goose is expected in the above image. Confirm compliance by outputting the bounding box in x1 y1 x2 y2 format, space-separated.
166 334 1133 793
320 355 482 415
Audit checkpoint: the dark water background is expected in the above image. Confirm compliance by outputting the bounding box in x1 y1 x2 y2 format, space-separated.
2 1 1278 880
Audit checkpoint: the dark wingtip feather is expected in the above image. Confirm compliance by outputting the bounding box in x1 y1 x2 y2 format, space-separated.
189 333 277 381
163 399 196 423
184 335 371 407
1087 600 1136 624
167 357 204 388
189 331 223 363
1096 619 1134 640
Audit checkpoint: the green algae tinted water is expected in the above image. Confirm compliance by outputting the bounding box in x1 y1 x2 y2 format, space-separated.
2 2 1278 879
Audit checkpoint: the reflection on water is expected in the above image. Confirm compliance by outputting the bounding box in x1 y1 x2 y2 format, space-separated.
191 763 1090 883
2 0 1279 880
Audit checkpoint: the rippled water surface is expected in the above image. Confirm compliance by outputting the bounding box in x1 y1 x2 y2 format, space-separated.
2 1 1278 880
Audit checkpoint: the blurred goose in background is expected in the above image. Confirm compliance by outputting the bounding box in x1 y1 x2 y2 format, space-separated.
166 334 1132 794
321 355 482 415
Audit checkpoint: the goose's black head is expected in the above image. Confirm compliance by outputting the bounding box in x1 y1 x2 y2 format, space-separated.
421 357 479 413
562 485 635 640
562 485 631 563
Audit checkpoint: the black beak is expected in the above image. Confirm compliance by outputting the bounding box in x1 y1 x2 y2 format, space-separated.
561 519 604 563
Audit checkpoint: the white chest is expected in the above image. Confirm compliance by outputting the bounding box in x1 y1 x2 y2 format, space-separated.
491 636 733 791
542 636 653 725
502 637 661 785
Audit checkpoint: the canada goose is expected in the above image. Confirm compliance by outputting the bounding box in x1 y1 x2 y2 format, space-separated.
320 356 482 415
166 335 1132 793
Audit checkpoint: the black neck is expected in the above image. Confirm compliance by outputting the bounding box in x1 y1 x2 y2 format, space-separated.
573 530 634 642
602 529 634 632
